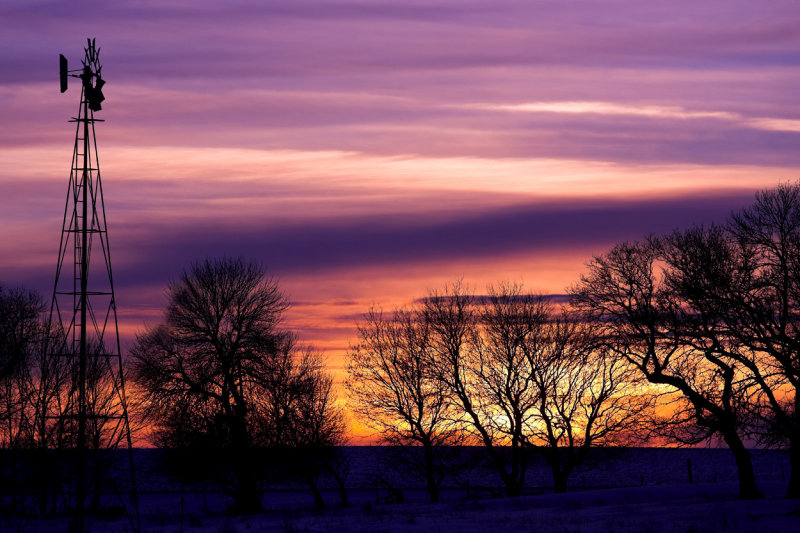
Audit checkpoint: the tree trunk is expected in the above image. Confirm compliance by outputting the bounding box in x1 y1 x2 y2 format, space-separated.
309 479 325 510
552 464 568 494
232 473 261 514
500 461 522 497
484 444 521 497
231 449 261 514
788 439 800 499
493 461 522 497
543 447 572 494
787 391 800 499
326 463 349 507
503 480 521 497
423 443 439 503
503 442 524 497
337 482 349 507
89 440 102 512
229 410 261 514
9 447 19 513
37 449 47 516
723 431 760 499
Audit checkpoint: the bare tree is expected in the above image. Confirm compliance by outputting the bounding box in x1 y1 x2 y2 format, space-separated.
0 285 43 450
464 284 547 496
424 281 531 497
0 285 45 512
420 282 648 496
130 257 331 513
654 184 800 498
571 239 760 499
278 350 347 509
725 183 800 498
0 286 79 515
347 307 459 502
424 283 551 496
0 286 145 515
522 314 651 493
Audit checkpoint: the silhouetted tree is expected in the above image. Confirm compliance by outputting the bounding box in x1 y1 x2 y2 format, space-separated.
0 285 75 515
347 307 460 502
1 286 175 516
0 285 43 450
279 350 347 509
521 312 651 493
571 239 760 499
725 183 800 498
653 183 800 498
130 257 336 513
419 282 649 496
424 281 532 497
0 285 44 512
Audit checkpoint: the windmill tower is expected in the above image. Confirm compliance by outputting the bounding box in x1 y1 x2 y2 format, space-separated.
45 39 139 531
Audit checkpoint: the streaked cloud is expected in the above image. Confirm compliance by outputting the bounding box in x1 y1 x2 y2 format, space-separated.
747 118 800 133
464 100 800 134
463 101 739 121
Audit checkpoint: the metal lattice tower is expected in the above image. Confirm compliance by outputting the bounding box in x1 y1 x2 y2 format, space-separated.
45 39 139 531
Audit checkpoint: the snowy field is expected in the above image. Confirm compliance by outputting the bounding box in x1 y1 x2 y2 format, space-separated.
7 481 800 533
3 448 799 532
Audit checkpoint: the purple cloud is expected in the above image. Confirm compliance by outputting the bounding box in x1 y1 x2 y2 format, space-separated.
1 0 798 356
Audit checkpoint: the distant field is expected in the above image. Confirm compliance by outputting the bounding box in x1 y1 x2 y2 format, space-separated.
130 446 790 504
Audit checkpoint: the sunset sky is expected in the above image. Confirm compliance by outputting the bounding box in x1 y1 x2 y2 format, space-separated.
1 0 799 412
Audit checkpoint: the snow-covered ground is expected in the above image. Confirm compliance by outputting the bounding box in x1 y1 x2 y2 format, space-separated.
229 482 799 533
3 448 798 532
8 481 800 532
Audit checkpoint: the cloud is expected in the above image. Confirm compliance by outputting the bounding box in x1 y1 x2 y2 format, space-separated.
463 101 740 121
102 190 756 286
4 186 757 290
746 118 800 133
416 293 571 305
463 100 800 134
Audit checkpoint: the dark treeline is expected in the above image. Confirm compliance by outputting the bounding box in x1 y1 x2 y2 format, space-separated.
574 182 800 499
347 181 800 502
2 182 800 520
347 282 651 501
129 258 346 513
0 258 347 516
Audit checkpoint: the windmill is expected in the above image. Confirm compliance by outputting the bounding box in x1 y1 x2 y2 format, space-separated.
45 38 139 532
